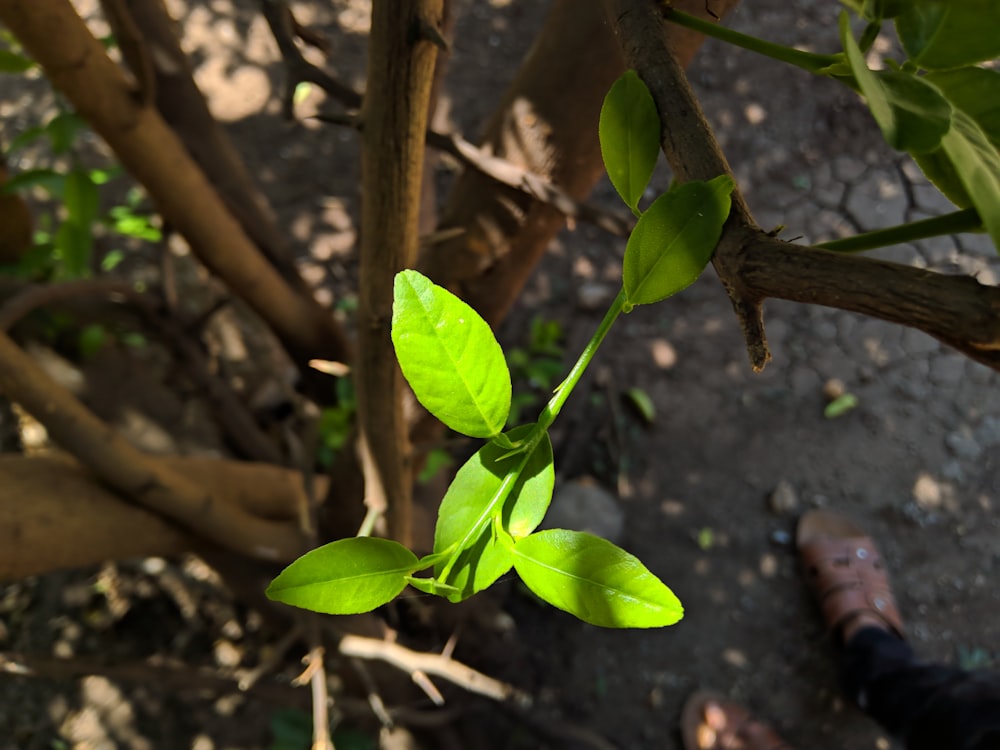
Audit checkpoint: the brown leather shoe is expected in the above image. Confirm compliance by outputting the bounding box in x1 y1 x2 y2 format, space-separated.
797 509 905 641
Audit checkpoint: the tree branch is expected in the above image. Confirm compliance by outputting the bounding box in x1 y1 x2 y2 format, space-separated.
0 454 320 579
0 330 308 561
356 0 444 546
0 0 351 367
338 634 527 705
259 0 363 117
605 0 1000 372
0 278 284 464
419 0 741 328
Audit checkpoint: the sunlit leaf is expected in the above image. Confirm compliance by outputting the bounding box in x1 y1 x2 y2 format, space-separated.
599 70 661 215
434 425 554 601
392 270 511 438
622 175 733 308
512 529 683 628
266 537 419 615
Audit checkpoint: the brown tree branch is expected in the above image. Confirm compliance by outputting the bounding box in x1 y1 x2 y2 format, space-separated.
0 0 351 367
0 278 284 463
315 111 635 239
605 0 1000 372
259 0 363 117
356 0 444 546
419 0 741 328
0 330 308 561
0 454 321 579
109 0 308 288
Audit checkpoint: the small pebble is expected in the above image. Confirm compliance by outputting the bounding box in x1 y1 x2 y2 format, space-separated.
768 480 799 515
770 529 792 546
823 378 846 400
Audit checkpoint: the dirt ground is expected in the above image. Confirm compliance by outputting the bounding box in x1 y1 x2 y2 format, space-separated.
2 1 999 749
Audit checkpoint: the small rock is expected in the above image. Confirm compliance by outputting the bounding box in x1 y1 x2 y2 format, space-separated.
770 529 792 547
759 554 778 578
721 648 748 669
945 426 982 460
912 472 942 511
542 479 625 543
975 416 1000 448
577 281 613 311
768 480 799 515
822 378 846 401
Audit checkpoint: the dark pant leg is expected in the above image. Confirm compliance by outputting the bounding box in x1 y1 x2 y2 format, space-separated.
842 627 1000 750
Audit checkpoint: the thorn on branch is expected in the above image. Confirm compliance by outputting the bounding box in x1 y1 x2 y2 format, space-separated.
411 17 450 52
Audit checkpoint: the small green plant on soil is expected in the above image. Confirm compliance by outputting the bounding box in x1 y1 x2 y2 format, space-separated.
267 0 1000 628
267 70 734 629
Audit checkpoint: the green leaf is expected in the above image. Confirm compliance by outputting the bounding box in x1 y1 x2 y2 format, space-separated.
599 70 661 215
824 392 859 418
624 387 655 424
1 168 65 198
913 67 1000 214
434 425 554 601
0 49 34 74
78 324 107 359
875 71 952 153
45 112 86 155
54 221 92 278
622 175 733 308
511 529 683 628
5 125 47 156
392 270 511 438
913 148 972 209
840 14 952 154
925 67 1000 151
266 537 419 615
895 1 1000 70
937 109 1000 251
64 168 100 227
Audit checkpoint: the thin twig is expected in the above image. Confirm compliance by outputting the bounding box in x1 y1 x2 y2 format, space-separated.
349 658 395 729
338 634 528 706
316 111 634 238
0 651 459 728
259 0 362 118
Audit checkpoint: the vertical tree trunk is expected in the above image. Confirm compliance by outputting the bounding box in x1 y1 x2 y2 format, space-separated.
357 0 444 546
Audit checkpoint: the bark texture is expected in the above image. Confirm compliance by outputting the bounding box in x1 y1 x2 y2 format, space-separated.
0 329 307 561
356 0 444 545
0 454 318 580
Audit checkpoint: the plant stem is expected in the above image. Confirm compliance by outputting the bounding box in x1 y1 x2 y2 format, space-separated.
662 8 841 74
537 289 626 432
816 208 983 253
438 291 627 586
436 458 529 584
